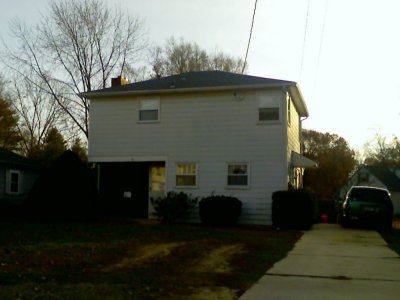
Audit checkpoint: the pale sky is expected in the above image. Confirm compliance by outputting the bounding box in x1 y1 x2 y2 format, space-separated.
1 0 400 152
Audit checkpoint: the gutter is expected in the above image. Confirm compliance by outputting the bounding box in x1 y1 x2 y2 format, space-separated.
288 84 309 118
79 82 297 99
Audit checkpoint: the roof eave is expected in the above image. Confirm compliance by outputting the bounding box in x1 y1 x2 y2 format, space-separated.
288 84 309 118
80 82 297 99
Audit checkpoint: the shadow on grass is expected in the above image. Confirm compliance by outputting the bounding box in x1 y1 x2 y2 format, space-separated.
0 221 302 299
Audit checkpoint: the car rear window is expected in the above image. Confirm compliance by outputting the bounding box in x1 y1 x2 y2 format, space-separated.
348 188 391 204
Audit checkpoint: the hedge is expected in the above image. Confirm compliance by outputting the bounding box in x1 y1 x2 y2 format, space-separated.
272 190 317 230
28 150 93 221
199 195 242 226
151 191 197 224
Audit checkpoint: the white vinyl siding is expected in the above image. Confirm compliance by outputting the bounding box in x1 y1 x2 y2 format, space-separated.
286 91 303 188
286 95 301 154
89 89 289 224
287 94 292 126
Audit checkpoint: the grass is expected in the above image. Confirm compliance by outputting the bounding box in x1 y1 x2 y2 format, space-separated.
0 221 301 300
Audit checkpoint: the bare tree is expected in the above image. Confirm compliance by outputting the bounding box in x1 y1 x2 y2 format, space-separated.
0 75 21 151
9 76 63 157
149 37 246 77
148 46 166 78
364 133 400 167
3 0 146 139
209 51 245 73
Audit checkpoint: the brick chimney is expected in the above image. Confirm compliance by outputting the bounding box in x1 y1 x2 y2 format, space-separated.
111 76 130 87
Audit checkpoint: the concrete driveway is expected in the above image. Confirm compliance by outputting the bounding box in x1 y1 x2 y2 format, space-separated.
240 224 400 300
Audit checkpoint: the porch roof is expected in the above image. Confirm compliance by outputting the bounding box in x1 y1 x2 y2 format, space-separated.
291 151 317 168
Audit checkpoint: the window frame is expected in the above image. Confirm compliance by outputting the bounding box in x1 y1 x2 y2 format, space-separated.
6 169 22 195
175 163 198 188
226 163 250 189
258 98 280 123
258 107 280 122
138 98 160 122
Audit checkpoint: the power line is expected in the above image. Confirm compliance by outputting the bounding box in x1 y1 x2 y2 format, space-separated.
312 0 329 99
242 0 258 74
299 0 311 80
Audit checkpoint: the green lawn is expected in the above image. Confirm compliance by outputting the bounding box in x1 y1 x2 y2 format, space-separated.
0 221 301 300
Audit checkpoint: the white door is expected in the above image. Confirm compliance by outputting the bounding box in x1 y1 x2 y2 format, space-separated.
148 165 166 218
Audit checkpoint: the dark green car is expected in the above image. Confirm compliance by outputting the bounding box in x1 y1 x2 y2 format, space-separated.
340 186 394 229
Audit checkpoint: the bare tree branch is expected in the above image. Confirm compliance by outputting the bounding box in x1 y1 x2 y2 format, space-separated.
2 0 146 140
149 37 246 77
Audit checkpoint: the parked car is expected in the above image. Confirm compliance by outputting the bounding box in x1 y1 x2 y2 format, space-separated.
339 186 393 229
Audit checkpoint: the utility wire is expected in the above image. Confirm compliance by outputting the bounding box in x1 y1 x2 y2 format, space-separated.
299 0 311 80
242 0 258 74
312 0 329 99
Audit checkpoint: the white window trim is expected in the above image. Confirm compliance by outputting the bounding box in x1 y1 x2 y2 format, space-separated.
257 97 281 124
258 107 280 123
225 162 250 189
175 162 198 189
287 92 292 127
5 169 22 195
138 98 160 123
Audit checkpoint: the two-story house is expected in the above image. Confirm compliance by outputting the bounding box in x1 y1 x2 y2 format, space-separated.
82 71 315 225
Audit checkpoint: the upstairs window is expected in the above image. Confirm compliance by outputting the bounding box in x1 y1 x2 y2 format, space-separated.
258 98 279 122
176 163 197 187
139 99 160 121
259 107 279 121
227 163 249 188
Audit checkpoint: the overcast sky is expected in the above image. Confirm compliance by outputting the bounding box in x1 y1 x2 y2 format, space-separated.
1 0 400 152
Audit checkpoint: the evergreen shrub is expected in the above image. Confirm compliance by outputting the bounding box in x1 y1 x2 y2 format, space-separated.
199 195 242 226
272 190 317 230
151 191 198 224
28 150 92 220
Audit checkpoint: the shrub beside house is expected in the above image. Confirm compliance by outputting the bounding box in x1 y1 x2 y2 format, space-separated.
28 150 93 221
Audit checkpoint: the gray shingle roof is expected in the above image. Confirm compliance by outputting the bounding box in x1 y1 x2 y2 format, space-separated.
0 147 38 167
365 166 400 191
83 71 296 96
81 70 308 117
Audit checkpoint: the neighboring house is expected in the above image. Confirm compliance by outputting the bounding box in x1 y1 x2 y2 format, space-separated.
340 165 400 215
0 148 40 207
82 71 315 225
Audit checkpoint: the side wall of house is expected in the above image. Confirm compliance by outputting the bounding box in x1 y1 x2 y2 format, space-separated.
0 164 39 205
285 92 302 187
89 89 290 224
0 167 5 200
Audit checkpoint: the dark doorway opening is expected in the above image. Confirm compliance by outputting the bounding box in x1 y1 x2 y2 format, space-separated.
97 162 164 218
